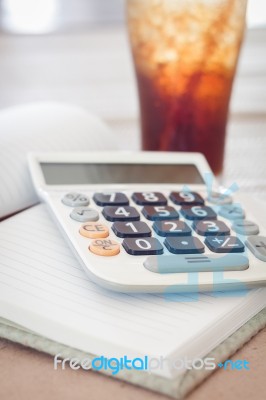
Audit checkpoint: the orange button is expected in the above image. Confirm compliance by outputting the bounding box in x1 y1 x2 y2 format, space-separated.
80 223 109 239
89 239 120 256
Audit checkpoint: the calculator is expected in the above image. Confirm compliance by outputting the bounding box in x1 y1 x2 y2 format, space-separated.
28 151 266 293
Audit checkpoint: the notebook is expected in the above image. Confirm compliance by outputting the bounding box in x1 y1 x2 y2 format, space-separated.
0 102 265 399
0 204 265 398
0 101 117 220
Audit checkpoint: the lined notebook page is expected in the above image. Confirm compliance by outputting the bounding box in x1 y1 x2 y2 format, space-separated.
0 103 116 219
0 205 264 366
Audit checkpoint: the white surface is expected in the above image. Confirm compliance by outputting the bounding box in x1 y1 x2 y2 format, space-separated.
247 0 266 28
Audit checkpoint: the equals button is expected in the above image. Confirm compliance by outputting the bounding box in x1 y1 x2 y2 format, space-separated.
143 254 249 274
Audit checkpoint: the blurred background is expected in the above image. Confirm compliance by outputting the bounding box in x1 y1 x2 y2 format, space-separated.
0 0 265 117
0 0 265 34
0 0 125 34
0 0 265 195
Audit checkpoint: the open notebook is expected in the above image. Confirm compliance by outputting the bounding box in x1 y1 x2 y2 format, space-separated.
0 102 266 398
0 204 265 398
0 102 116 220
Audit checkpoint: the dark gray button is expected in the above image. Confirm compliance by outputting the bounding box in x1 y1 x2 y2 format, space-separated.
193 220 230 236
207 191 232 205
123 237 164 255
181 205 217 220
205 236 245 253
132 192 167 205
93 192 129 206
153 220 191 237
170 191 204 205
232 220 259 236
142 206 179 221
144 254 249 273
103 206 140 222
164 236 204 254
70 207 99 222
112 221 151 238
246 236 266 261
218 205 245 220
62 192 90 207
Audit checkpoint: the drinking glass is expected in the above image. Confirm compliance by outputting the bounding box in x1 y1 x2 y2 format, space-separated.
127 0 248 174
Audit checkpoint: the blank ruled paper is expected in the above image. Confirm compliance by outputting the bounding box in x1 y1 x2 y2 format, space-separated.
0 205 265 365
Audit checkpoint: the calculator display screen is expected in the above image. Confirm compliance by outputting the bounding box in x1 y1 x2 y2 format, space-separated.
40 163 204 185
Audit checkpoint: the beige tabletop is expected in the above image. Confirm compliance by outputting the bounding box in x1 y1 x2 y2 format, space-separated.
0 326 265 400
0 24 265 400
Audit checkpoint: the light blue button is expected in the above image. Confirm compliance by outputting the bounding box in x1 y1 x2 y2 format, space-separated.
218 205 245 220
143 254 249 274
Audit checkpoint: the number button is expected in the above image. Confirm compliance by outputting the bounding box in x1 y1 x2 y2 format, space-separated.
181 206 217 220
123 237 164 255
142 206 179 221
62 192 90 207
164 236 205 254
153 220 191 237
89 239 120 256
80 223 109 239
170 191 204 205
132 192 167 205
232 220 259 236
70 207 99 222
205 236 245 253
102 206 140 222
112 221 151 238
218 205 245 220
93 192 129 206
193 220 230 236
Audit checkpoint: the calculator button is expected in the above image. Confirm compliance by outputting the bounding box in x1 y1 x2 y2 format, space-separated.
89 239 120 256
205 236 245 253
153 220 191 237
62 192 90 207
193 220 230 236
123 237 164 255
142 206 179 221
144 254 249 274
80 223 109 239
132 192 167 205
103 206 140 222
170 191 204 205
70 207 99 222
232 220 259 236
164 236 204 254
93 192 129 206
245 236 266 262
181 205 217 221
112 221 151 238
207 191 232 205
218 205 245 220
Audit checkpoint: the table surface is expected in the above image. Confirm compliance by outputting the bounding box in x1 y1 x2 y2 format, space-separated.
0 24 265 400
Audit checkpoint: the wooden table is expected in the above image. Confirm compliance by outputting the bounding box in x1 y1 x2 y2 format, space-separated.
0 25 265 400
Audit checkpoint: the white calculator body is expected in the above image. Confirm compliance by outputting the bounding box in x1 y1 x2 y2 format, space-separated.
28 151 266 293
